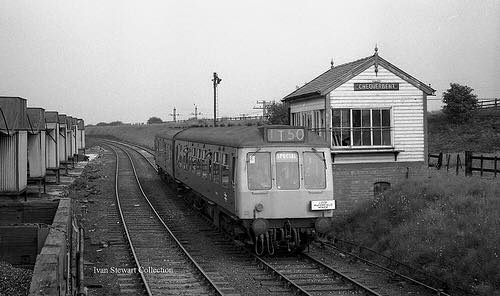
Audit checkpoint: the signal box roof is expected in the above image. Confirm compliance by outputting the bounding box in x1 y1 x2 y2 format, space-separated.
0 97 29 135
158 126 329 148
26 108 46 133
45 111 59 123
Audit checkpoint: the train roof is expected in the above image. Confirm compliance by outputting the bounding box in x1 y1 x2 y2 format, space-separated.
157 126 329 148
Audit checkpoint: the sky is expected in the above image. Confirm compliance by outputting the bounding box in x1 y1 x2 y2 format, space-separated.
0 0 499 124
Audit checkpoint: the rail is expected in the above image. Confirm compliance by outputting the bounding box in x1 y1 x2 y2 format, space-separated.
321 239 452 295
104 142 225 295
105 143 152 296
301 253 382 295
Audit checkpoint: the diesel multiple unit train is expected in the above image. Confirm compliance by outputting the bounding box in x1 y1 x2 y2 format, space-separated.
154 125 334 254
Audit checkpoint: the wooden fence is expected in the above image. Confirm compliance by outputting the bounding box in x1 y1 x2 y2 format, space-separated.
478 98 499 110
428 151 499 177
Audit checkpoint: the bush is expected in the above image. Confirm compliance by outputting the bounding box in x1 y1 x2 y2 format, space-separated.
442 83 478 123
266 102 289 125
147 116 163 124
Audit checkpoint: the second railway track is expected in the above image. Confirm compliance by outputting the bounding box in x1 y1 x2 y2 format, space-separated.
106 142 234 295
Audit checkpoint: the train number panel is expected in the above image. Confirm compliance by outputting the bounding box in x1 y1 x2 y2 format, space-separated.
154 126 335 254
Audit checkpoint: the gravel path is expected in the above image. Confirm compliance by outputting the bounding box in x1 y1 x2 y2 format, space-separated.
0 262 33 296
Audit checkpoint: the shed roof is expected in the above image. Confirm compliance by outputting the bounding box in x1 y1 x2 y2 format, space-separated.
45 111 59 123
26 108 46 133
158 126 328 148
77 119 85 130
66 116 77 129
0 97 29 135
58 114 67 125
282 53 435 102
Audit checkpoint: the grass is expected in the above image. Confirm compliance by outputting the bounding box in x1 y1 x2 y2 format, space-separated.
331 170 500 295
86 119 265 148
428 109 500 153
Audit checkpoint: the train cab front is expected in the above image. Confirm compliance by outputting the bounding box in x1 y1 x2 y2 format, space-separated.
237 142 335 255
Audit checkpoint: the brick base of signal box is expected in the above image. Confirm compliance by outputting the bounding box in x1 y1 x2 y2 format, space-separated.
332 161 426 215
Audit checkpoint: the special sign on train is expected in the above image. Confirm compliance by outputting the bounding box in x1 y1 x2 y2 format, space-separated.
266 127 305 142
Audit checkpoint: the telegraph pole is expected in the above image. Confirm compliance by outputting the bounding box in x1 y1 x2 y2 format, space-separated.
212 72 222 126
253 100 274 117
191 104 202 119
169 107 179 122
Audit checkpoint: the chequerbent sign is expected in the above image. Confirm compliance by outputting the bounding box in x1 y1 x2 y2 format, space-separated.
354 82 399 91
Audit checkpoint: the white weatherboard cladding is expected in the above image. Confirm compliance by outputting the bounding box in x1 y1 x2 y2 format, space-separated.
330 65 425 163
290 97 325 113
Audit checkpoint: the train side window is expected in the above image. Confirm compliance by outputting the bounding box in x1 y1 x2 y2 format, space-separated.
196 158 202 176
202 158 208 178
276 152 300 190
213 152 220 184
221 153 230 187
374 182 391 196
303 152 326 189
247 152 271 190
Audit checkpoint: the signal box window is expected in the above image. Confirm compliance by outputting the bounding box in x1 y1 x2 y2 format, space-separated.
247 152 271 190
276 152 299 190
332 108 391 147
303 152 326 189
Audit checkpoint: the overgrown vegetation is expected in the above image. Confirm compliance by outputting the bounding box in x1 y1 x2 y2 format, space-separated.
442 83 478 123
331 171 500 295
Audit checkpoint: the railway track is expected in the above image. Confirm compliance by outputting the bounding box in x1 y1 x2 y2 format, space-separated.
104 142 232 295
99 139 449 296
314 240 452 296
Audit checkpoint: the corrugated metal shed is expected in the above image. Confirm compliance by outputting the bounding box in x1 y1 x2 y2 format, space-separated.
0 97 29 135
77 119 85 152
0 131 28 193
45 112 59 170
26 108 46 133
58 114 68 163
26 108 47 178
65 116 74 158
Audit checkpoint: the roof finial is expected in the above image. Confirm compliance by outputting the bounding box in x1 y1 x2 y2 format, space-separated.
330 58 334 69
374 44 378 56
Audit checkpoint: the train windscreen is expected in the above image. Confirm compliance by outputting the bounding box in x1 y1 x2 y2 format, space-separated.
275 152 300 190
303 152 326 189
247 152 271 190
